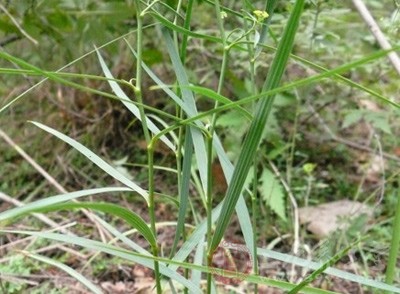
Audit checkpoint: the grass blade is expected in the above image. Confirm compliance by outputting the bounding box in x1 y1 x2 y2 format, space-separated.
25 202 157 248
209 0 305 254
162 28 209 194
30 121 149 203
2 230 202 293
2 230 336 293
288 240 361 293
257 247 400 293
24 252 103 294
0 187 130 223
95 49 175 151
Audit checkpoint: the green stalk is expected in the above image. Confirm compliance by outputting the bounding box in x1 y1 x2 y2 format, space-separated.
180 0 195 61
206 132 214 293
147 144 162 294
251 163 259 294
206 1 229 290
385 188 400 291
134 0 151 144
135 1 159 292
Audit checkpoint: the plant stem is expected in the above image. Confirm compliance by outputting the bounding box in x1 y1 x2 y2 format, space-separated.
206 1 229 291
180 0 195 62
206 132 214 293
147 144 162 294
135 1 159 292
134 0 151 144
241 4 259 292
385 188 400 290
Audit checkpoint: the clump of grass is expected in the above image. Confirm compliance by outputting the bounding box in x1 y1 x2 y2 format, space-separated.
1 1 400 293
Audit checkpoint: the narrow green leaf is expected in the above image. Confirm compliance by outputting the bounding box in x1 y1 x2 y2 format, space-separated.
0 187 130 223
1 230 202 293
30 121 149 203
288 240 361 293
257 247 400 293
260 169 287 221
28 202 156 248
25 252 103 294
162 28 209 194
210 0 305 255
95 49 175 151
2 230 335 293
170 130 193 254
147 12 222 44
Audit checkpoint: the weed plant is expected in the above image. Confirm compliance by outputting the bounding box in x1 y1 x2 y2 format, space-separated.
0 1 400 293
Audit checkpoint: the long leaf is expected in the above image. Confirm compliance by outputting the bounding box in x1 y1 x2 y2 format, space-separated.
95 49 175 151
257 247 400 293
30 121 149 203
0 187 130 222
25 252 103 294
162 28 209 194
2 230 202 293
2 230 337 294
29 202 156 248
209 0 305 254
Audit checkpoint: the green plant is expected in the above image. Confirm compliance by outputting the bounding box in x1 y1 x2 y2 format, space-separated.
1 1 400 293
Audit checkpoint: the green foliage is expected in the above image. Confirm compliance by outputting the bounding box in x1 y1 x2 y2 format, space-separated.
0 255 31 293
1 0 400 293
259 168 287 221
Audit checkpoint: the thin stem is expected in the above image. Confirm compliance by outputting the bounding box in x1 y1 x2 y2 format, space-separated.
206 2 229 291
147 145 162 294
134 0 151 144
136 3 159 292
385 187 400 290
206 132 214 293
251 162 259 294
241 4 259 293
180 0 195 61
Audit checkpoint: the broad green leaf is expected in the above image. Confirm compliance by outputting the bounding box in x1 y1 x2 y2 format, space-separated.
365 112 392 134
25 252 103 294
342 110 363 129
30 121 149 203
260 169 286 221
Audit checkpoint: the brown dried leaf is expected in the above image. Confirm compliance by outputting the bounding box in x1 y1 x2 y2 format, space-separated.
299 200 373 239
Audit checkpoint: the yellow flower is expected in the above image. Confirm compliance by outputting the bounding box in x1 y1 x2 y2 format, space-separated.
253 10 269 22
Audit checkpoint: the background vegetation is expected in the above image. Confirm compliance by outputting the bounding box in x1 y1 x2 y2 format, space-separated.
0 0 399 293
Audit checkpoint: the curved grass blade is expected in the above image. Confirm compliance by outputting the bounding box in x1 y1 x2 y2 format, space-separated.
30 202 156 248
257 247 400 293
2 230 337 294
24 252 103 294
0 26 157 114
161 27 256 262
2 230 202 293
30 121 149 203
170 131 193 255
0 187 130 223
95 49 175 151
209 0 305 255
147 11 222 44
162 28 209 194
288 239 362 294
